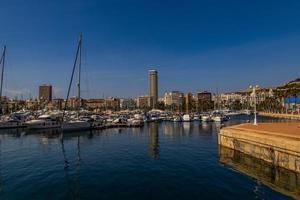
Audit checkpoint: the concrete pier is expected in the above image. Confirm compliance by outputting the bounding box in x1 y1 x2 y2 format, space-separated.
219 122 300 173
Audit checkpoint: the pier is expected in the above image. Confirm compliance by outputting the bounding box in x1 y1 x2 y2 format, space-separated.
219 122 300 173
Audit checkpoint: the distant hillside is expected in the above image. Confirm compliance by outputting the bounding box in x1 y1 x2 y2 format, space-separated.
274 78 300 97
277 78 300 90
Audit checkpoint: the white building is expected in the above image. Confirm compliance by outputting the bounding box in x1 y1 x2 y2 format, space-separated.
164 91 184 107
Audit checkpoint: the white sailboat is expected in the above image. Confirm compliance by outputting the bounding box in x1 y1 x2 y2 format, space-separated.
62 34 92 131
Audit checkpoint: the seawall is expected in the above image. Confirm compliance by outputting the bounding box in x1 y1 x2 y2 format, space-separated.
219 122 300 173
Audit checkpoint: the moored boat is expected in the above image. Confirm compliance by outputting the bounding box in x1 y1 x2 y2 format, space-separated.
25 114 61 129
182 114 191 122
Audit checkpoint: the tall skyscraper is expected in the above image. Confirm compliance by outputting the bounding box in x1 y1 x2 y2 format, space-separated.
39 84 52 102
148 70 158 108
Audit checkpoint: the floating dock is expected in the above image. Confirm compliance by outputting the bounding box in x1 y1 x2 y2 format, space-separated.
219 122 300 173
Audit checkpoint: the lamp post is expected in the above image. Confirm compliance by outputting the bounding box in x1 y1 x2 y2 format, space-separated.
250 85 259 125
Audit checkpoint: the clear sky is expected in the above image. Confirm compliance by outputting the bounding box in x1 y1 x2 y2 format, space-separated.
0 0 300 99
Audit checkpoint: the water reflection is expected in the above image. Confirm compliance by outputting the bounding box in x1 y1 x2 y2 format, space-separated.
219 146 300 199
148 122 159 158
0 128 26 138
0 138 3 194
61 134 82 199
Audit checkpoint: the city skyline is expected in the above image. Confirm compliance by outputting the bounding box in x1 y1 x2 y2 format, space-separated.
1 1 300 98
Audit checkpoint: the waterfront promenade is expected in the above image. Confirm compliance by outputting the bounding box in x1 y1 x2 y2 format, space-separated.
219 122 300 173
259 112 300 120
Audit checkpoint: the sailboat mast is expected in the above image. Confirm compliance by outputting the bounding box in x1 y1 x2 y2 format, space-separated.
62 35 82 120
77 34 82 108
0 46 6 99
0 46 6 113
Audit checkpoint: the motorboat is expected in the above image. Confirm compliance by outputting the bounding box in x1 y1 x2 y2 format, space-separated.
127 118 144 127
173 116 181 122
201 114 211 122
61 119 91 131
182 114 191 122
0 117 27 129
212 115 222 122
193 114 200 121
25 114 61 129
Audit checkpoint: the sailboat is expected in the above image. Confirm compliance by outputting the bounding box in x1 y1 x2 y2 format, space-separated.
61 34 92 131
0 46 27 129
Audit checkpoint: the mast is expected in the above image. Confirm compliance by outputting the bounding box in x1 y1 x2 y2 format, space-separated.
0 46 6 114
77 34 82 108
62 35 82 120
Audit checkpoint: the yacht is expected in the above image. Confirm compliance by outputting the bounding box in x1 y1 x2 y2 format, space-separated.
201 114 211 122
193 114 200 121
61 119 91 131
25 114 61 129
90 115 104 128
212 115 222 122
182 114 191 122
173 116 182 122
0 117 26 129
127 118 144 127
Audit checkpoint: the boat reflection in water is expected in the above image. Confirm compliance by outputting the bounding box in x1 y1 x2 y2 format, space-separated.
219 146 300 199
148 122 159 158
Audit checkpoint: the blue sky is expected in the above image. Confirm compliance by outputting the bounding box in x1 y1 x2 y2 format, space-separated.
0 0 300 99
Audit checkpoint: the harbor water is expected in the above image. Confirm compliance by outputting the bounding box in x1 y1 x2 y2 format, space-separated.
0 115 297 200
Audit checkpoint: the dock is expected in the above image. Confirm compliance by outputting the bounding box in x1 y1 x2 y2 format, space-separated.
219 122 300 173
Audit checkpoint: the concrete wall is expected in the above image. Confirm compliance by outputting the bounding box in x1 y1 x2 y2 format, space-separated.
219 128 300 174
219 146 300 199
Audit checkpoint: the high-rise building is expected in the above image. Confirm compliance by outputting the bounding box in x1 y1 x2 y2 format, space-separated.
39 84 52 102
149 69 158 109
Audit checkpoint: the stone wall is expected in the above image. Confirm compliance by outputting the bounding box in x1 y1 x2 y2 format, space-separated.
219 127 300 174
219 146 300 199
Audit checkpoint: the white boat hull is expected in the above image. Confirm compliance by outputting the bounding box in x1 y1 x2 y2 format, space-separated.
0 121 26 129
62 120 91 131
25 120 61 129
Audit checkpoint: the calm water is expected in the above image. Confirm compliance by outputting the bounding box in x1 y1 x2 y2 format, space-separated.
0 116 297 200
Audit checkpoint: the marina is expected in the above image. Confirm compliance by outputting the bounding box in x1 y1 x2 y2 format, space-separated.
0 1 300 199
0 116 296 200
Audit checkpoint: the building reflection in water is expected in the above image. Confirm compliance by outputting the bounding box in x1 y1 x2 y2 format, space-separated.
61 134 82 199
148 122 159 158
0 128 26 138
163 122 184 137
219 146 300 199
182 122 192 135
199 122 213 133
